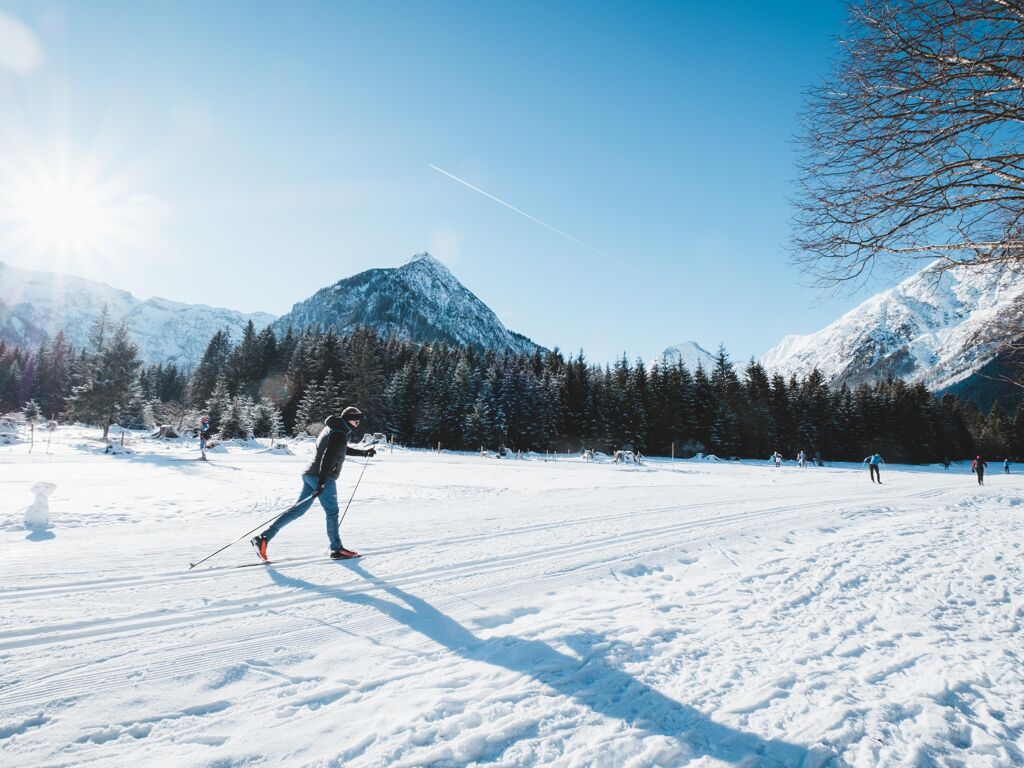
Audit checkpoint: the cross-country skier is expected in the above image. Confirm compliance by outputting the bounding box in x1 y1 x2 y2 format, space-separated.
197 416 212 461
1005 458 1011 475
796 449 807 468
252 406 375 561
864 452 884 483
771 451 782 468
972 455 987 485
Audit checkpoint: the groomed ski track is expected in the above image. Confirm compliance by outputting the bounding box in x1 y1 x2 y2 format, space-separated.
2 442 1022 767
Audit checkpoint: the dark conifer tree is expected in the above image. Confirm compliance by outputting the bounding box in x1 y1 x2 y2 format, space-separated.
710 347 741 456
191 330 231 406
743 361 773 459
690 363 714 454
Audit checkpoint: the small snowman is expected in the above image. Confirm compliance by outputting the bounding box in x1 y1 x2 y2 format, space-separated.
25 482 56 528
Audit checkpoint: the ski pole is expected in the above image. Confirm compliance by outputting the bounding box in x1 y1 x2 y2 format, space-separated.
338 456 371 529
188 488 322 570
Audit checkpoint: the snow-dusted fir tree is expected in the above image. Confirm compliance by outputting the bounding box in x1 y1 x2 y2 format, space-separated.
67 314 142 440
205 376 231 432
463 393 492 449
120 391 155 430
22 399 42 424
22 399 42 452
293 379 326 436
219 395 253 440
250 397 283 439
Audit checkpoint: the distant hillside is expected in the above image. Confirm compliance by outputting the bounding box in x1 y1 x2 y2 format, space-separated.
0 261 275 366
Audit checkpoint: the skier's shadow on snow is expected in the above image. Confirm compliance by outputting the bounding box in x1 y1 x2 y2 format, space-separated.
267 563 838 767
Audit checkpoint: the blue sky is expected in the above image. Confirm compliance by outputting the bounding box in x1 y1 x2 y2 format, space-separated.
0 0 866 364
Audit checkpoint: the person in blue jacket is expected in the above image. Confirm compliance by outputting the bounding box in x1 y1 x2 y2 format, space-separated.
252 406 375 560
864 453 884 483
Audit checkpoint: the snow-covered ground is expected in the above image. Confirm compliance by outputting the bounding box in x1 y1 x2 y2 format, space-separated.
2 429 1022 767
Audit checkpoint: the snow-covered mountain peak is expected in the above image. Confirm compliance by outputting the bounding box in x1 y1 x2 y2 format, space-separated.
275 253 539 355
761 261 1024 390
0 260 276 366
406 251 451 273
652 341 715 372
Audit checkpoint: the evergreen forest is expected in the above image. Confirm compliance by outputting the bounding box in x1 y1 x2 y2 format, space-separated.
0 314 1021 463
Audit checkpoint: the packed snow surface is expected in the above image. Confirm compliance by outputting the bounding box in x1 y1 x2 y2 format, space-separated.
1 430 1022 767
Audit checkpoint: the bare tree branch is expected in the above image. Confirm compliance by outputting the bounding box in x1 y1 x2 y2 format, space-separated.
794 0 1024 285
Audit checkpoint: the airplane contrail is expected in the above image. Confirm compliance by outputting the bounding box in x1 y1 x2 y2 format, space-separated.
428 163 637 275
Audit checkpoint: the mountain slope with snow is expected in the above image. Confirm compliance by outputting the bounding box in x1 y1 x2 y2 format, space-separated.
275 252 539 354
652 341 716 372
0 261 276 367
762 262 1024 390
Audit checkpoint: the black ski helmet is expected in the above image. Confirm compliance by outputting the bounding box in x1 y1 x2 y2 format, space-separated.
341 406 363 421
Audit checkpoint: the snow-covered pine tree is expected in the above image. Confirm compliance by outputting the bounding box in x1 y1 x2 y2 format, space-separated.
120 390 152 430
22 399 42 450
22 399 42 423
463 389 492 449
250 397 283 439
67 319 142 440
293 379 326 436
205 376 231 432
219 395 253 440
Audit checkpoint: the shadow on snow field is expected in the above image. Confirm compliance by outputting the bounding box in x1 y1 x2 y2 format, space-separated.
267 563 842 767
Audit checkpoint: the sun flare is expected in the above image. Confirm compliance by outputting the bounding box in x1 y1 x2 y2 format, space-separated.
19 176 107 252
1 147 161 268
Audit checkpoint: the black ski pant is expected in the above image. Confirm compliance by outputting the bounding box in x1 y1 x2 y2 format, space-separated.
869 464 880 483
977 470 984 485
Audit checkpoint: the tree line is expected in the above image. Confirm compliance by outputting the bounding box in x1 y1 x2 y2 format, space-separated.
0 315 1021 462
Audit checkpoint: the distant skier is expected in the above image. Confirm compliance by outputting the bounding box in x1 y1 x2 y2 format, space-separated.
864 453 884 484
972 455 987 485
771 451 782 468
251 406 375 561
1005 458 1011 475
197 416 212 461
796 449 807 468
